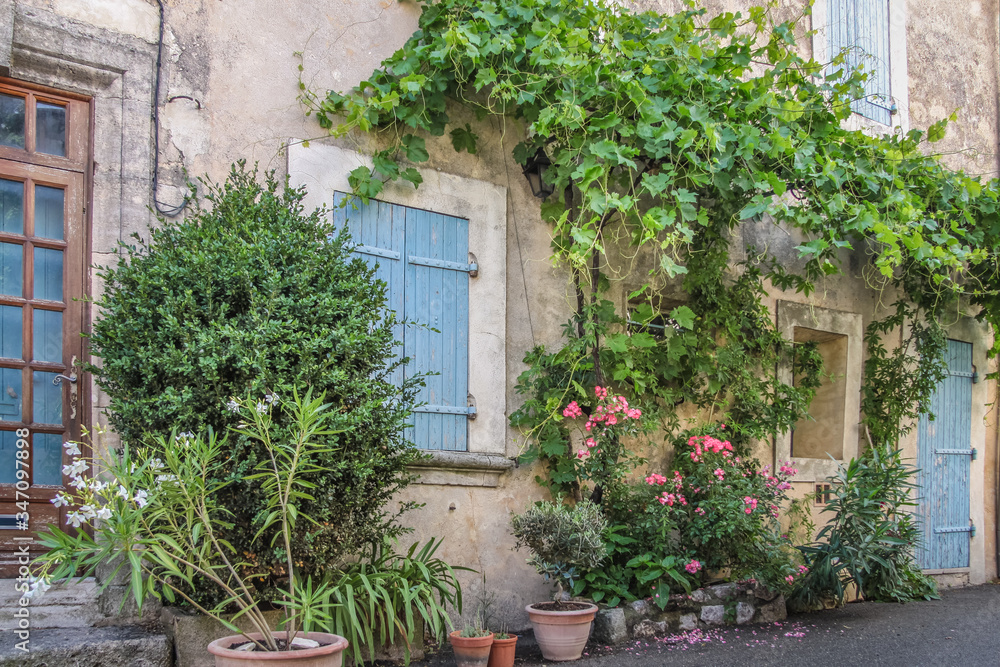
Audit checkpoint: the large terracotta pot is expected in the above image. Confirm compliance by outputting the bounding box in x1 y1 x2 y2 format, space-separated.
487 634 518 667
525 602 597 661
449 630 494 667
207 631 349 667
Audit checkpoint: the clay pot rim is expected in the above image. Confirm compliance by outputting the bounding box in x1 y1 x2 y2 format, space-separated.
207 631 349 660
490 635 518 645
525 601 597 617
449 630 495 648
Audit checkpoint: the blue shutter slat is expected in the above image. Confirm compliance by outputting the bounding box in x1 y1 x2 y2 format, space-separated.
404 206 470 451
335 192 405 388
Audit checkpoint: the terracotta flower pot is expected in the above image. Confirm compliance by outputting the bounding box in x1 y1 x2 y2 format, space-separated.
487 634 518 667
207 631 349 667
525 602 597 661
449 630 494 667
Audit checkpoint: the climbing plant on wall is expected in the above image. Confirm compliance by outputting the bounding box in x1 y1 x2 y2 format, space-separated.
302 0 1000 494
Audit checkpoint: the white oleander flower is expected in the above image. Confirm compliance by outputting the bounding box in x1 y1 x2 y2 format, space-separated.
62 441 81 456
226 398 240 413
79 505 97 519
62 460 88 477
255 401 267 414
66 511 87 528
149 458 164 470
116 485 129 499
133 490 149 508
51 493 69 508
95 506 113 520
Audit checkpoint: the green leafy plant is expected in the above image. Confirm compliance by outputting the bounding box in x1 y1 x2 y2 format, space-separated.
88 163 424 599
33 392 342 652
311 538 467 665
791 446 939 608
510 501 607 599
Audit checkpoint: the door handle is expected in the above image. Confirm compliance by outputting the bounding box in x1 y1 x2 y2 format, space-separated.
53 356 79 420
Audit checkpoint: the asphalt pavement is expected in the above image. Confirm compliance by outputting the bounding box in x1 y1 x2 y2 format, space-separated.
412 584 1000 667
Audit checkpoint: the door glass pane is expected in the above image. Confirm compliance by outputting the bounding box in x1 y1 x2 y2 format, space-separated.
33 309 62 363
33 433 62 485
33 248 63 302
0 431 16 484
35 186 64 240
0 306 22 359
0 243 22 296
36 102 66 157
0 178 23 234
33 371 61 424
0 368 22 422
0 94 25 150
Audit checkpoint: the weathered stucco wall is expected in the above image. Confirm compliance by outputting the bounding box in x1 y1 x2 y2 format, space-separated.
3 0 999 626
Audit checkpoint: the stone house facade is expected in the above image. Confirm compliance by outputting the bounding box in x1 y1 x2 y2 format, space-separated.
0 0 997 632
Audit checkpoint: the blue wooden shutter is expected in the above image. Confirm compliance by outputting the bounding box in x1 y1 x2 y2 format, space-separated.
829 0 892 124
334 193 474 451
404 207 473 451
333 192 405 387
916 339 974 570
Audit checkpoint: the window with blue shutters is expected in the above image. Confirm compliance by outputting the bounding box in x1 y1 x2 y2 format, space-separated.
333 193 476 451
829 0 892 125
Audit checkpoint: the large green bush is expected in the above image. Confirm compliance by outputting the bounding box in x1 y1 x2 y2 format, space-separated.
89 163 423 592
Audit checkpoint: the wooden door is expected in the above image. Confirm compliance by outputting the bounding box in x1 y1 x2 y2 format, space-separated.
0 80 89 575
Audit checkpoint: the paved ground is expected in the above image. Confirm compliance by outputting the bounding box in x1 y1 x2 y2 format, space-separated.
411 584 1000 667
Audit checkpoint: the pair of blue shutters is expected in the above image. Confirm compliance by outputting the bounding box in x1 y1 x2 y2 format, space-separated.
829 0 892 125
916 340 974 570
333 193 474 451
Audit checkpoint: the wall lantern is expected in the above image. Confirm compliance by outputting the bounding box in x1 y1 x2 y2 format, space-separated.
522 147 555 200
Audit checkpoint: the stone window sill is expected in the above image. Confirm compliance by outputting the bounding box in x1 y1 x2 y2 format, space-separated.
409 450 515 487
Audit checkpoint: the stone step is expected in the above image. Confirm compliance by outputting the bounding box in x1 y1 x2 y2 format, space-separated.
0 626 171 666
0 577 103 629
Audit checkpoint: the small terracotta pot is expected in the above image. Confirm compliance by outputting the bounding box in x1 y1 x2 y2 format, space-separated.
207 631 349 667
487 634 518 667
449 630 494 667
525 602 597 661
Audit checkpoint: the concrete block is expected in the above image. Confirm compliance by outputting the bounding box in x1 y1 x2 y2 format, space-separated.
678 613 698 631
753 596 787 624
632 619 666 639
736 601 755 625
700 605 725 626
708 583 737 600
591 608 628 645
0 626 170 666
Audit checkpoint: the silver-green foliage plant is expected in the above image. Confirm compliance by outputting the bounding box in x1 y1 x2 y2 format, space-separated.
33 391 340 652
510 501 607 598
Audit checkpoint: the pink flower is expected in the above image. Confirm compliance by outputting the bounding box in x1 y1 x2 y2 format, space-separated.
645 473 667 486
685 560 702 574
586 438 597 448
713 468 725 481
785 575 795 584
695 507 706 515
562 401 584 419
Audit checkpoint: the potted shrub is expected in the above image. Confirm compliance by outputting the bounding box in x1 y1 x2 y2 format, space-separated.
510 501 607 661
449 626 494 667
487 631 517 667
30 392 350 665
